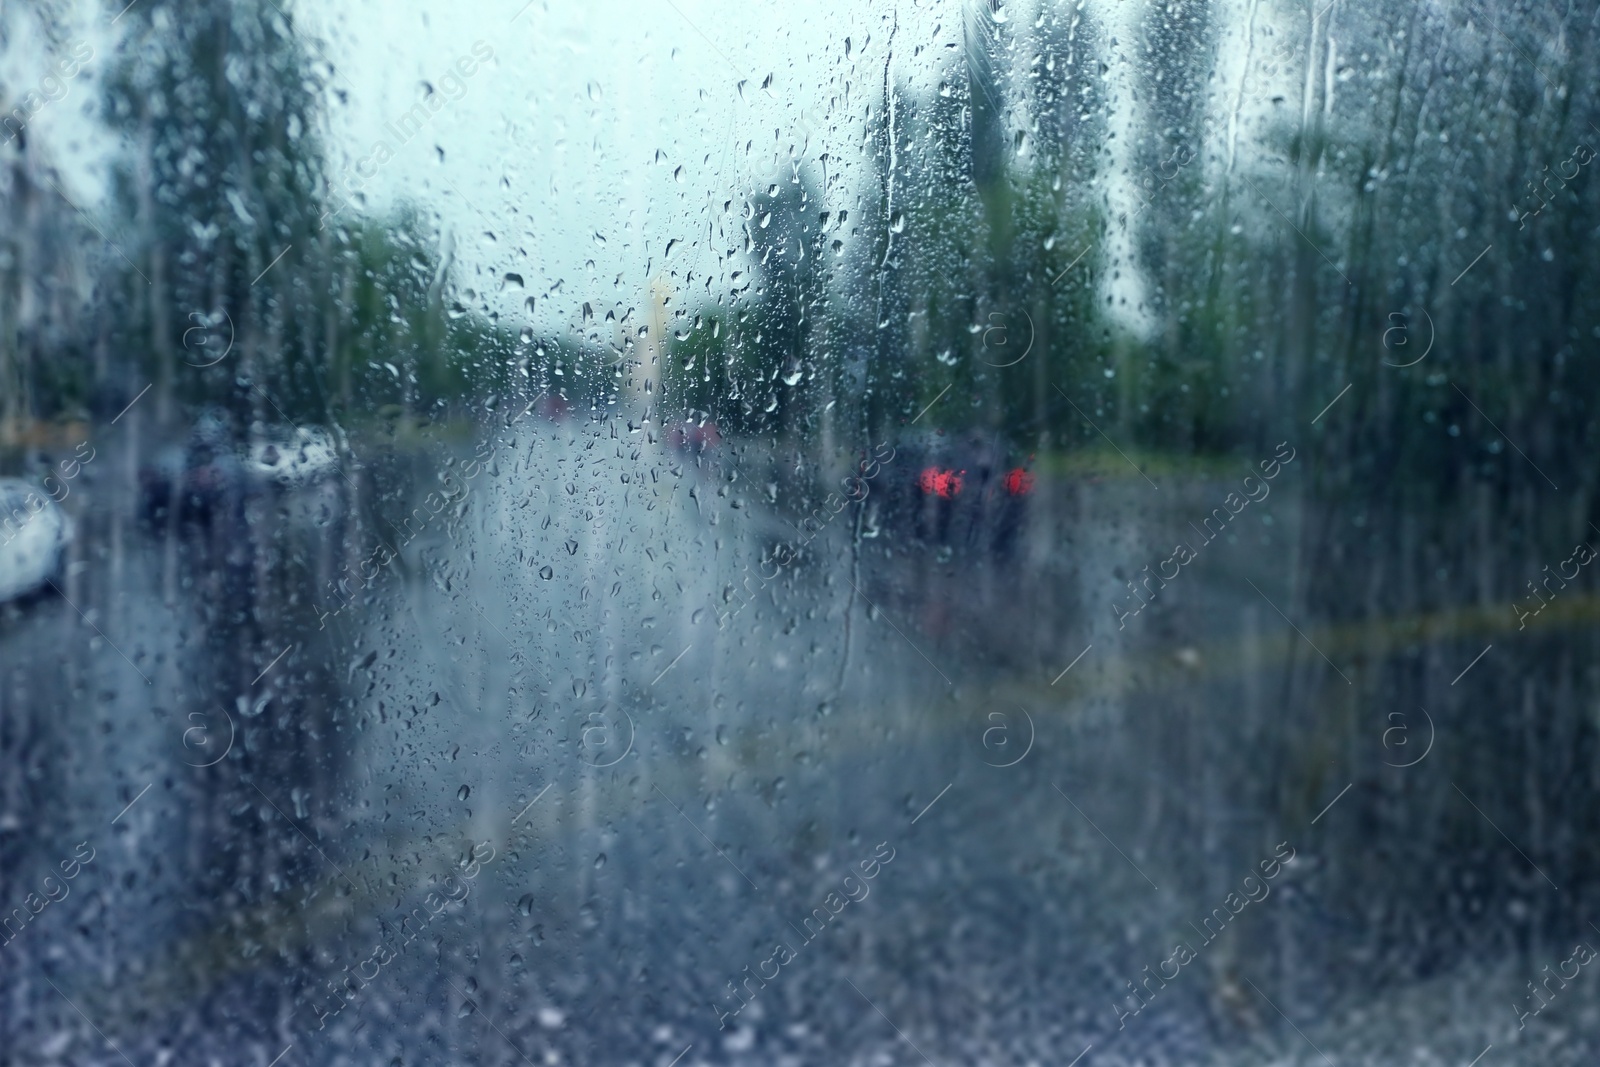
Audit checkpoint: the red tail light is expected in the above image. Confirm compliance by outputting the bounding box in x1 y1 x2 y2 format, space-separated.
918 467 964 499
1004 468 1035 495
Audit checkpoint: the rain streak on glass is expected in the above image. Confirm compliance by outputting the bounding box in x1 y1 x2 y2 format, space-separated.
1 0 1598 1065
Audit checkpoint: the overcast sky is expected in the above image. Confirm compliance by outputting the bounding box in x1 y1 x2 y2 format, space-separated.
297 0 942 342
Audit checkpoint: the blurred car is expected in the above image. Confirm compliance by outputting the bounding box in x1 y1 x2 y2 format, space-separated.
140 414 340 524
536 394 572 422
139 411 246 524
242 426 339 489
869 428 1034 560
663 418 722 455
0 478 72 604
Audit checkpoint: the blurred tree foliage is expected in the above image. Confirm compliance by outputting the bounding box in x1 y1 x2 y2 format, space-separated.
0 0 1585 493
93 0 528 434
102 0 328 424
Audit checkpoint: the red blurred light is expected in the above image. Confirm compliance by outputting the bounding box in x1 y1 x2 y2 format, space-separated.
1004 468 1035 495
918 467 964 499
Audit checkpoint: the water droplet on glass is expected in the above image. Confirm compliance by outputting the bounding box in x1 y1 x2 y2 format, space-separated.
594 852 607 869
539 565 554 580
458 784 471 801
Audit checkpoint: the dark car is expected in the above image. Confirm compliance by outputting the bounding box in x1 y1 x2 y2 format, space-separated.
140 413 339 525
869 428 1035 560
139 411 247 525
663 417 722 456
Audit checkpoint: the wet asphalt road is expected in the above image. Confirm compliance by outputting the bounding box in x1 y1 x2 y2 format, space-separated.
0 415 1568 1066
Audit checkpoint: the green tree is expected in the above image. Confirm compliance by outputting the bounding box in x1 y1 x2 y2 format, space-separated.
104 0 332 426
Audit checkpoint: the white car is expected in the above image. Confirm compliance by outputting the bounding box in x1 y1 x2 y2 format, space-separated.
242 426 340 489
0 478 72 604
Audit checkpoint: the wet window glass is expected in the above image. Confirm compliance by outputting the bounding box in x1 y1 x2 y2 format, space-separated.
4 0 1599 1064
